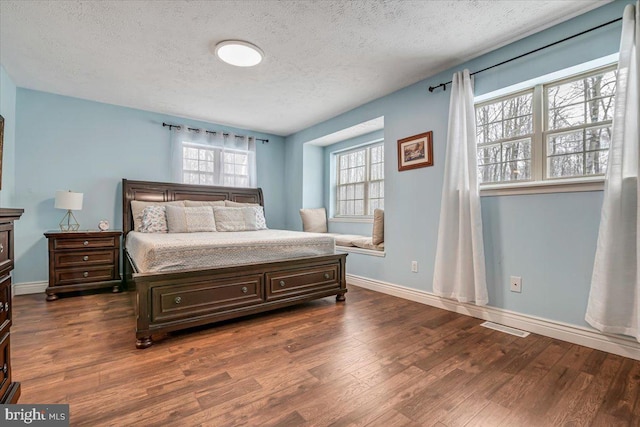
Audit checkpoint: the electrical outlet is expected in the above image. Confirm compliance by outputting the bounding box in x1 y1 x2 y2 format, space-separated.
510 276 522 293
411 261 418 273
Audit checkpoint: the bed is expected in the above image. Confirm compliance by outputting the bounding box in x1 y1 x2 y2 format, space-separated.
123 179 347 349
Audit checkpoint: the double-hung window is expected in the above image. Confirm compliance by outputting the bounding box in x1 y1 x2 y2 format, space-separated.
178 134 255 188
475 64 617 188
336 142 384 216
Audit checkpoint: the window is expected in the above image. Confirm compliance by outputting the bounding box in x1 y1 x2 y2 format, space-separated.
178 141 255 187
336 142 384 216
475 64 617 186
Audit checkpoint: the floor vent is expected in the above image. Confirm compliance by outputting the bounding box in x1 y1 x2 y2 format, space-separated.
481 321 530 338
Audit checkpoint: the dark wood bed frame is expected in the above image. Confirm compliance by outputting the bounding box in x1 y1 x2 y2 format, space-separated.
123 179 347 349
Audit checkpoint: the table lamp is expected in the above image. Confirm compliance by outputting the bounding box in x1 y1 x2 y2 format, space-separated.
55 190 83 231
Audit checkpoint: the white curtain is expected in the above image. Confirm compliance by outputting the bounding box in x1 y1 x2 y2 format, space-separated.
433 70 489 305
170 126 256 188
586 2 639 342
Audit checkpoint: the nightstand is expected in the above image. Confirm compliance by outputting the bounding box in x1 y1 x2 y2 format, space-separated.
44 230 122 301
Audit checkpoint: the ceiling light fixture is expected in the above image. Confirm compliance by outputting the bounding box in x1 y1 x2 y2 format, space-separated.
213 40 264 67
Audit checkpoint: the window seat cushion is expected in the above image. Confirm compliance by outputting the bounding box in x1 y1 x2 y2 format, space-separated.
325 233 384 251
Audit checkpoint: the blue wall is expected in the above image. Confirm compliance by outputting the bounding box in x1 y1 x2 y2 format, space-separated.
13 89 285 284
284 0 631 329
0 66 17 207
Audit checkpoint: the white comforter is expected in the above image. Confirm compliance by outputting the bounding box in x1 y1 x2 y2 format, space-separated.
126 229 335 273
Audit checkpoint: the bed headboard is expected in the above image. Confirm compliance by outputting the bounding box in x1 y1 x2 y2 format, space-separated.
122 179 264 235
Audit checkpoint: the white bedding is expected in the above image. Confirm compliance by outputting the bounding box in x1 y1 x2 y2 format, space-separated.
126 229 335 273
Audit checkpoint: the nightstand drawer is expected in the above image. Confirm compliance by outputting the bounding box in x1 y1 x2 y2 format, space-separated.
53 236 117 250
54 250 115 268
54 266 117 285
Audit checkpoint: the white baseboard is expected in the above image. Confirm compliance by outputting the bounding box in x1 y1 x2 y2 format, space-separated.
347 274 640 361
13 281 47 296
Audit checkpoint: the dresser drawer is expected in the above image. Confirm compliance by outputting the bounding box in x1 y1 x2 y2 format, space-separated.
265 264 340 301
53 236 117 250
54 250 115 268
0 332 11 402
0 228 11 277
54 266 117 286
0 276 10 335
151 275 264 322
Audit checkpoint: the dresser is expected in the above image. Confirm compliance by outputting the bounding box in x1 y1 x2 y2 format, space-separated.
44 230 122 301
0 208 23 404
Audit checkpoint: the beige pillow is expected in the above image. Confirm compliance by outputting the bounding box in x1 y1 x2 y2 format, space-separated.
184 200 226 208
327 233 366 247
299 208 327 233
225 200 259 207
372 209 384 245
165 206 216 233
213 207 258 231
131 200 185 231
352 237 384 251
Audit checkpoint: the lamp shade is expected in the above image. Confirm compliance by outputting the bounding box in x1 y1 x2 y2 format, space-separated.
54 191 83 211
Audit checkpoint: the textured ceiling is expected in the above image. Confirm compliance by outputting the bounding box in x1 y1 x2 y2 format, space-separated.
0 0 608 136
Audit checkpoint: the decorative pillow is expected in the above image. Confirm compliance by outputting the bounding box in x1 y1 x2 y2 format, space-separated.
165 206 216 233
131 200 185 231
299 208 327 233
252 206 268 230
140 206 168 233
213 207 258 231
372 209 384 245
184 200 226 208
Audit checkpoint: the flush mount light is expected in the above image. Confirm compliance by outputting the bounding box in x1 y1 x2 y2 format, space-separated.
213 40 264 67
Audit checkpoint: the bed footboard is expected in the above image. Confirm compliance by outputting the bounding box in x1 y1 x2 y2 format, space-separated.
132 253 347 349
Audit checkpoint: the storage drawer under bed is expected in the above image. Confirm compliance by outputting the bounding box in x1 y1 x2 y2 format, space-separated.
265 264 340 301
151 274 264 322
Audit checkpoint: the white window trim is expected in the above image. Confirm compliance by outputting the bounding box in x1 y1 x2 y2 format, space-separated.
336 246 386 257
334 141 384 218
329 216 374 223
475 57 618 196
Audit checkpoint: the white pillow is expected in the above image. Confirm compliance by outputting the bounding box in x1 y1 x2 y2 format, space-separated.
184 200 226 208
221 202 267 230
213 207 259 231
165 206 216 233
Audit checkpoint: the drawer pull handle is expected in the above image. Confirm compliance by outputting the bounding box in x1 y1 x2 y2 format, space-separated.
324 273 330 279
279 280 285 287
83 256 89 261
174 297 182 304
0 243 3 253
83 240 89 246
1 363 6 374
241 286 248 294
0 304 3 313
4 303 7 312
83 272 89 278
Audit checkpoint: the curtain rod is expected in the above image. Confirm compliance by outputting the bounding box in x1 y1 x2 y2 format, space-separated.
428 16 623 93
162 122 269 143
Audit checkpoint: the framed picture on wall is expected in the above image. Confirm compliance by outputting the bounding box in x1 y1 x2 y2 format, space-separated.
0 115 4 190
397 131 433 171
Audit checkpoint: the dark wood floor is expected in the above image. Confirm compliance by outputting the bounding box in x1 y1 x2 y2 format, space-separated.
11 285 640 426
